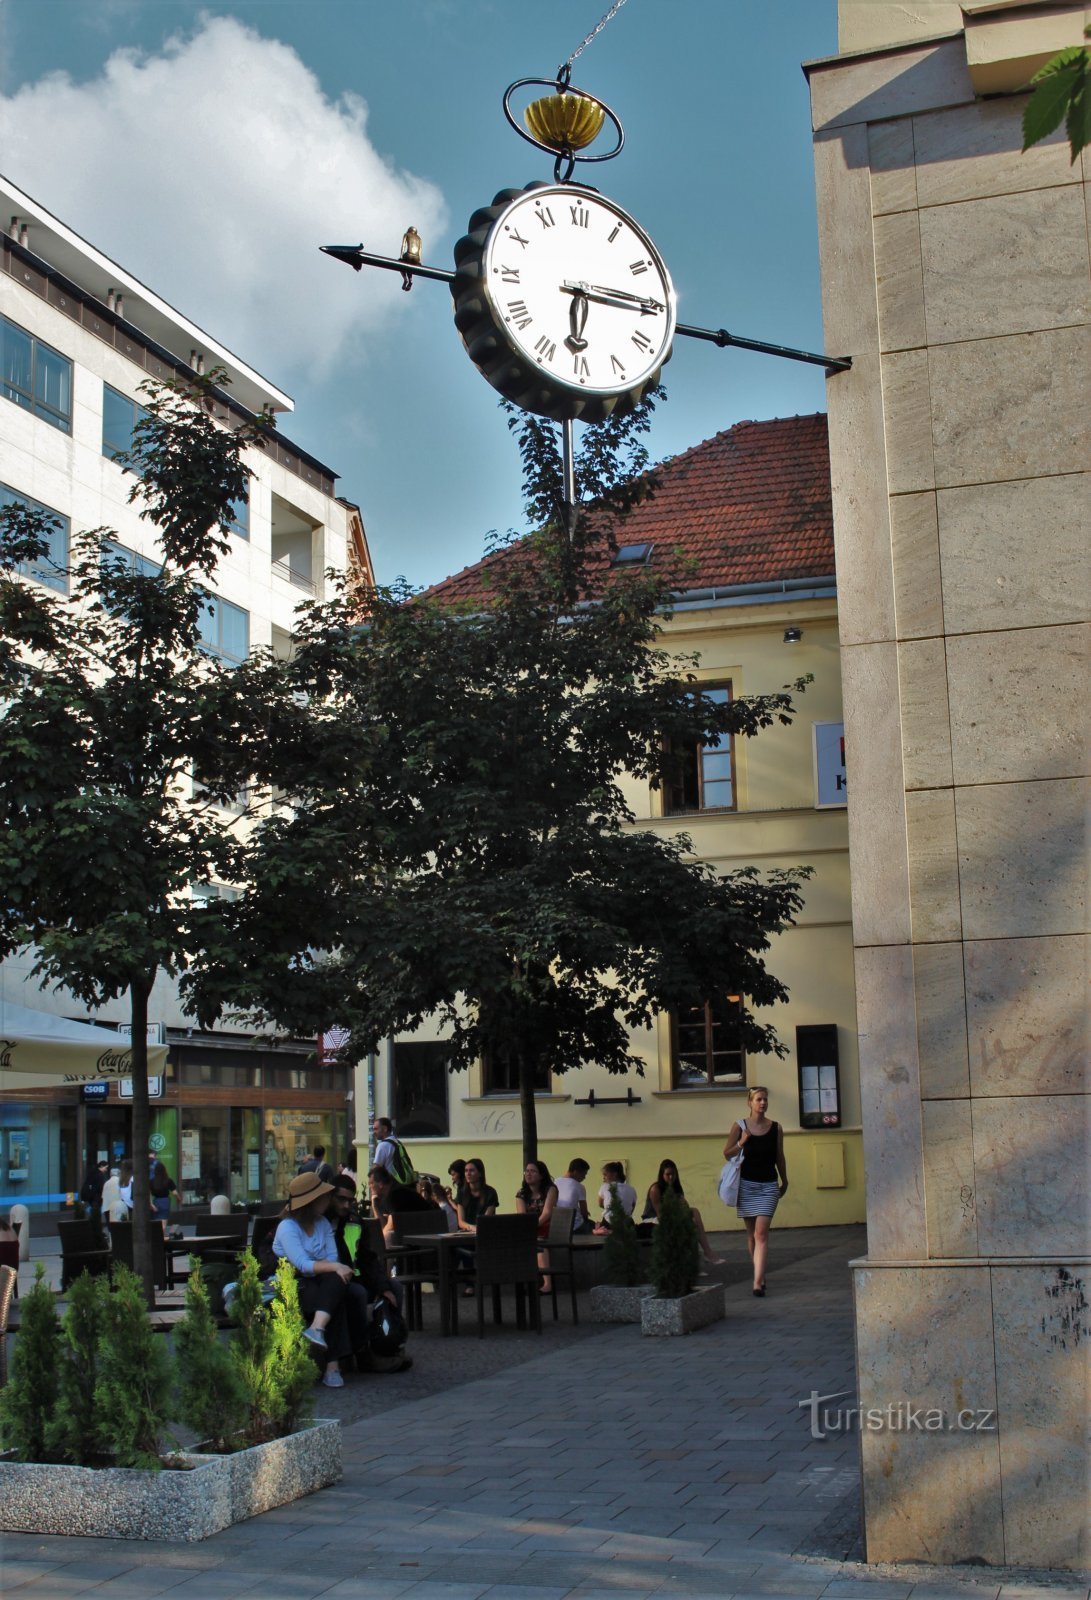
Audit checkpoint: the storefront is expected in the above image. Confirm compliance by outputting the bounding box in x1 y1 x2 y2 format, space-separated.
1 1027 351 1226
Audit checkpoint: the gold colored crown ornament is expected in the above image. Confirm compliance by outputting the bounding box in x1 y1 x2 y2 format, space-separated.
524 91 606 152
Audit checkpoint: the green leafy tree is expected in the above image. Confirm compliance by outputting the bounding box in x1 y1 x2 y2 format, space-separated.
48 1269 108 1466
650 1186 701 1300
0 1266 61 1461
602 1188 646 1288
174 1264 246 1452
1022 27 1090 161
186 399 810 1165
93 1264 174 1468
0 371 285 1299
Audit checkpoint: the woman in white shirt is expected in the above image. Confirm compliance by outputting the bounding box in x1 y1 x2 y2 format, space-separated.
273 1171 353 1388
595 1161 638 1231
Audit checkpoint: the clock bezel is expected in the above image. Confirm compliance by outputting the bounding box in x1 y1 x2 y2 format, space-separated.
452 181 675 424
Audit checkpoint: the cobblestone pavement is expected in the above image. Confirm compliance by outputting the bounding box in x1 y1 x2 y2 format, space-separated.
4 1226 1088 1600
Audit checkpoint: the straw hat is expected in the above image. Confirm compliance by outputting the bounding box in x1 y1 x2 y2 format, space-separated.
285 1172 335 1212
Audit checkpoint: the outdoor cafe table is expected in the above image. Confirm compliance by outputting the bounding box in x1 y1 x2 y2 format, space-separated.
398 1230 474 1337
164 1233 246 1290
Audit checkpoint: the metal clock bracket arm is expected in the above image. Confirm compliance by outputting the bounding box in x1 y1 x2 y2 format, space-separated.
319 244 455 287
676 320 852 376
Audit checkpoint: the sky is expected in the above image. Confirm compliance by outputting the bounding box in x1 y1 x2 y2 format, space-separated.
0 0 838 591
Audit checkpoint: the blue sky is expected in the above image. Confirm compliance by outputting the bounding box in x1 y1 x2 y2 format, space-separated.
0 0 837 589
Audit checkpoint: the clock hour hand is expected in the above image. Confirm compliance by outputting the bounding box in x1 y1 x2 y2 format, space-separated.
562 280 664 315
565 289 589 353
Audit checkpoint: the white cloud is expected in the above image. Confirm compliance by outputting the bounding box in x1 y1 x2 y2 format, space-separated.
0 14 447 387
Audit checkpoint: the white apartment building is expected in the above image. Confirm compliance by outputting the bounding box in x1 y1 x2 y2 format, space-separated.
0 173 369 1217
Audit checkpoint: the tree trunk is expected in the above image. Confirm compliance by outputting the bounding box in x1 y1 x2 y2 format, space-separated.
518 1051 539 1168
128 978 155 1307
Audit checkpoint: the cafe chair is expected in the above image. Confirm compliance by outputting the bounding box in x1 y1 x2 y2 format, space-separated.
249 1214 279 1268
542 1205 579 1325
0 1236 19 1299
390 1211 448 1331
0 1263 16 1388
107 1219 168 1293
471 1214 542 1339
195 1211 250 1243
57 1217 112 1291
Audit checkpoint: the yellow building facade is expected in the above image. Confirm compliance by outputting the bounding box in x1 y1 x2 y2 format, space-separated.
365 414 862 1228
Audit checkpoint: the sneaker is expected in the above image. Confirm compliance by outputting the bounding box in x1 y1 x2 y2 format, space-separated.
321 1369 345 1388
302 1326 327 1349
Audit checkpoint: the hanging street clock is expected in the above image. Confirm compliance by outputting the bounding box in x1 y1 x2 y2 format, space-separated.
319 4 849 516
452 180 676 424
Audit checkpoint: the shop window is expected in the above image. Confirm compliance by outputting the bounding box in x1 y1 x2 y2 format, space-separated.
664 682 735 814
2 315 72 432
0 483 69 592
393 1041 451 1137
671 994 746 1088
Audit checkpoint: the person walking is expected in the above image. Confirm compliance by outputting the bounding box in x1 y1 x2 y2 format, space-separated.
149 1159 178 1222
722 1085 788 1297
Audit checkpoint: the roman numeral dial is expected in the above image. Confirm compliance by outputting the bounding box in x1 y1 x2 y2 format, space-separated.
456 182 676 423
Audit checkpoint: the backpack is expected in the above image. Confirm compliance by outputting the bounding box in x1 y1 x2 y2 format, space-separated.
388 1138 416 1188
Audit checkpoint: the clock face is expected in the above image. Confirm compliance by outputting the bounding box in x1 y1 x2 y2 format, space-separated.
453 182 676 423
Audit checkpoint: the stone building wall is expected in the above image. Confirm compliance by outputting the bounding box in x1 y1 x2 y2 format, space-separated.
806 4 1089 1570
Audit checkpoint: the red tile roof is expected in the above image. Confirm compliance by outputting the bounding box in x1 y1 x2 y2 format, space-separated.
423 413 832 604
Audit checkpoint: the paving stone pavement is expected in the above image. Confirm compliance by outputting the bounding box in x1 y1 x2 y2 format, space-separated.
3 1226 1088 1600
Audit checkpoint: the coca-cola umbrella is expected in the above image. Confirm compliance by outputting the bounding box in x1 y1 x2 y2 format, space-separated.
0 1000 168 1091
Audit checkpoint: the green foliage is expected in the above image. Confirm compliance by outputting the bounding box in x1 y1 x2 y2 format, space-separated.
601 1188 645 1288
228 1253 313 1447
184 400 811 1165
0 1266 61 1461
0 369 288 1292
93 1264 174 1469
48 1269 108 1466
1022 30 1090 161
174 1265 246 1451
650 1187 701 1300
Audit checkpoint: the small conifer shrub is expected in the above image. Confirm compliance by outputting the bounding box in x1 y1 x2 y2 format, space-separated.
93 1264 174 1469
602 1188 645 1288
649 1186 701 1299
48 1269 107 1466
0 1266 61 1461
174 1265 246 1452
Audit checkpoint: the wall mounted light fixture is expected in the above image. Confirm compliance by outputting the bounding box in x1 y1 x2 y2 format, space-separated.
784 627 802 644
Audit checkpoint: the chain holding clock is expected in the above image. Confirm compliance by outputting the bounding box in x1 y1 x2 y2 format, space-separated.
321 13 851 531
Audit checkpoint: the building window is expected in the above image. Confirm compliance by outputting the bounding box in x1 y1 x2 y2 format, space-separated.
393 1042 451 1138
101 538 161 580
665 682 735 814
102 384 148 465
228 492 249 540
482 1047 550 1096
197 593 249 664
0 483 69 592
1 316 72 432
671 995 745 1088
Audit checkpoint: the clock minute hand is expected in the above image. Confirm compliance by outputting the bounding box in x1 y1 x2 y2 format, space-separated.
561 280 664 315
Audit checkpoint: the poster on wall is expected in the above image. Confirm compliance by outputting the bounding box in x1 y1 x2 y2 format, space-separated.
813 721 847 808
7 1128 28 1181
181 1127 201 1182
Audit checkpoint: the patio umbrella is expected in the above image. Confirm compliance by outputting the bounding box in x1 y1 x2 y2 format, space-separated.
0 1000 168 1090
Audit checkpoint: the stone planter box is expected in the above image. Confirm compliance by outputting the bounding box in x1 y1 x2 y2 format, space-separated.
0 1418 341 1541
641 1282 724 1336
589 1282 654 1323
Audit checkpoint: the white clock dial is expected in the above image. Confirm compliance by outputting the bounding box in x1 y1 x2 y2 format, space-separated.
483 186 675 398
453 182 676 423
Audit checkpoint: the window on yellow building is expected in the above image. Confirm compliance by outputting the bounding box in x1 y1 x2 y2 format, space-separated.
664 682 736 814
483 1046 550 1096
671 994 745 1088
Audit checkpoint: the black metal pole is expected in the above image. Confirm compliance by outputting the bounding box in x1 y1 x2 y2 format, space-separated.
676 321 851 374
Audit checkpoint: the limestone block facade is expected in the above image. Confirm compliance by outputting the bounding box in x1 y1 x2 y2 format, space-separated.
806 1 1089 1570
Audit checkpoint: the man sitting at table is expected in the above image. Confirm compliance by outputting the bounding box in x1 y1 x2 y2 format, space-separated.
368 1163 434 1239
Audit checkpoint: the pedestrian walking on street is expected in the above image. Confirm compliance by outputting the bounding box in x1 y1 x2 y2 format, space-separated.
723 1085 788 1296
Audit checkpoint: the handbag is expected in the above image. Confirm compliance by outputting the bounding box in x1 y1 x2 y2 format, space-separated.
718 1121 747 1207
